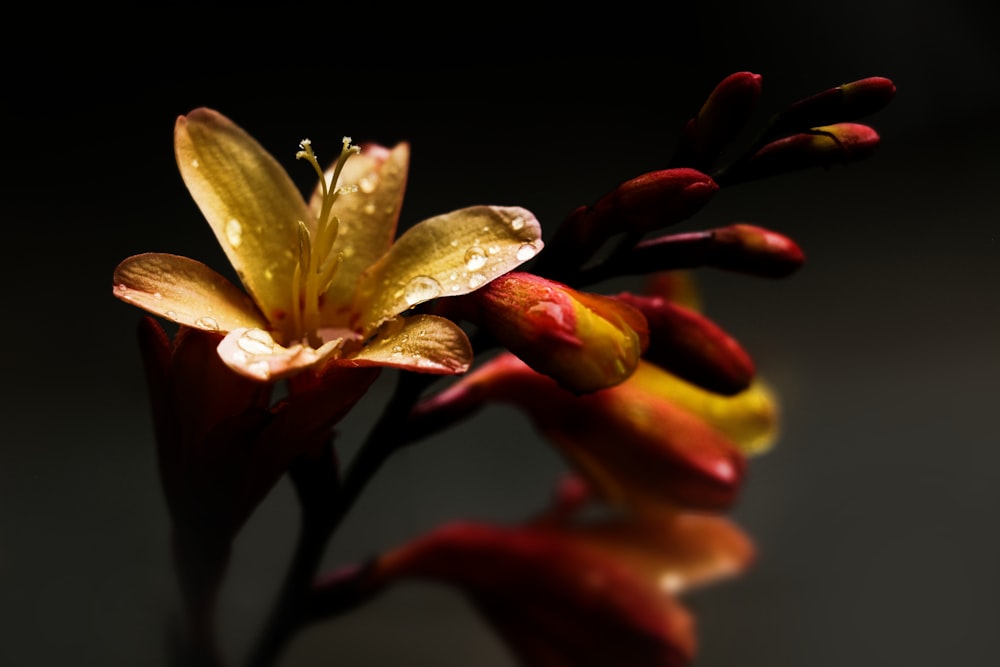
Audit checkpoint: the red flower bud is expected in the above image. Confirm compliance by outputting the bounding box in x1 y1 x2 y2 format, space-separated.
463 272 649 394
545 169 718 270
377 521 697 667
598 224 804 280
771 76 896 134
673 71 763 170
723 123 880 184
616 293 755 395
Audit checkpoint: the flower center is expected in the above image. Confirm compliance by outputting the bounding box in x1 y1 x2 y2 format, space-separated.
291 137 360 348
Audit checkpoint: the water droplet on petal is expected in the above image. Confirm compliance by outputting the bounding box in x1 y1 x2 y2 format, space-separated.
226 219 243 247
516 243 538 261
237 329 274 356
165 310 178 319
363 203 376 215
358 173 379 193
195 316 220 331
403 275 442 306
468 273 486 289
450 239 459 247
464 246 488 271
191 159 200 169
510 216 525 230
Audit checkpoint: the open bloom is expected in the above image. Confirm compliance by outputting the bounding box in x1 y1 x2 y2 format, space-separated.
113 108 543 380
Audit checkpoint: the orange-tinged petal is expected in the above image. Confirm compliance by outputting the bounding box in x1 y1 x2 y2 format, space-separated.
313 142 410 324
343 314 473 375
629 361 779 455
352 205 543 331
565 512 754 595
175 108 309 338
113 253 268 332
217 328 344 382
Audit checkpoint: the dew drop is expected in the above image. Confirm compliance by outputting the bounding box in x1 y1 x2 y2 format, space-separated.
403 275 442 306
165 310 178 319
464 246 488 271
113 284 128 294
226 219 243 247
487 244 500 255
468 273 486 289
358 173 379 193
516 243 538 261
152 292 163 300
450 239 459 247
191 159 200 169
510 216 525 230
237 329 274 355
195 316 220 331
363 203 376 215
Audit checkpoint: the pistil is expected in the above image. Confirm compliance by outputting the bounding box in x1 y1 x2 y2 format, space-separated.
292 138 361 347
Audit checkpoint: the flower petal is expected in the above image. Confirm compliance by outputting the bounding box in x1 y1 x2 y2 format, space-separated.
175 108 309 337
217 328 343 382
352 205 544 331
345 314 472 374
113 253 268 332
311 142 410 324
629 361 779 455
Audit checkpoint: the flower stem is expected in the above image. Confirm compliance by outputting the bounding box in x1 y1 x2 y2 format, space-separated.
245 370 435 667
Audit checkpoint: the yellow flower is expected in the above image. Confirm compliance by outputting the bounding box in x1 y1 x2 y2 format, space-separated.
113 108 543 381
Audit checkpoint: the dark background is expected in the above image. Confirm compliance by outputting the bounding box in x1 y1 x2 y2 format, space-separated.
3 3 999 665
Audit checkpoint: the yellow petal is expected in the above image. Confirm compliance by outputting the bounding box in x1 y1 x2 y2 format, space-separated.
311 142 410 325
175 108 309 338
353 205 544 331
346 314 472 374
113 253 268 332
217 327 343 382
630 361 779 455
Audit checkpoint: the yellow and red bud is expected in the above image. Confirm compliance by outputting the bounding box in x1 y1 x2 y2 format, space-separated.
673 71 763 170
611 224 804 279
376 521 697 667
464 272 649 394
616 293 755 395
725 122 880 184
772 76 896 134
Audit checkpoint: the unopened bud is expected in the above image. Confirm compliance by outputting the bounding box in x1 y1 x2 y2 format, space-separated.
673 71 763 170
464 272 649 394
599 224 804 279
723 123 880 184
771 77 896 134
616 293 755 395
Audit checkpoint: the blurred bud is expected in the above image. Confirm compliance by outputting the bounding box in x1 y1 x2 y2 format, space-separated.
722 123 880 184
627 360 779 456
616 293 755 395
376 521 697 667
545 169 718 271
462 272 649 394
673 71 763 170
415 353 746 511
771 76 896 134
601 224 804 279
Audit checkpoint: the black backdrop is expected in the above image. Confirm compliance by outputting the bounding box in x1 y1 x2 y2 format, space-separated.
4 4 999 666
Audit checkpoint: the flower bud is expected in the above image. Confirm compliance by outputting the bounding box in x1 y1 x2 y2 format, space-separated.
607 224 804 279
771 76 896 134
464 272 649 394
544 169 718 271
376 521 697 667
418 353 747 511
673 71 763 170
616 293 755 395
722 123 880 184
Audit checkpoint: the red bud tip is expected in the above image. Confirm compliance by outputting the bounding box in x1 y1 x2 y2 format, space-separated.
595 168 719 235
712 223 806 278
674 71 763 170
771 77 896 134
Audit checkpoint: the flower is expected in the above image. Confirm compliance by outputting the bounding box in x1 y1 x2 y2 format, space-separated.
113 108 544 381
